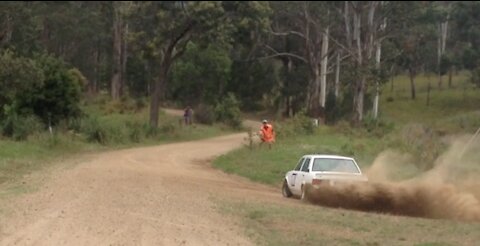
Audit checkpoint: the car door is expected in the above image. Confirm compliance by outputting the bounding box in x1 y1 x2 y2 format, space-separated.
295 158 311 191
288 157 304 194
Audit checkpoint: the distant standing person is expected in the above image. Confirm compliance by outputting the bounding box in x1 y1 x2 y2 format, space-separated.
259 119 275 149
184 106 193 125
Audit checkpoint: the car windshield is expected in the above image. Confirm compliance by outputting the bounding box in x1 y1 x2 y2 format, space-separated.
311 158 360 174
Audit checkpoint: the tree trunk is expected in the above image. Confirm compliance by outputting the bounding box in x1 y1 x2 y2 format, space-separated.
409 70 416 100
373 41 381 119
121 23 128 95
390 76 394 92
284 58 293 117
145 62 151 96
310 68 321 115
149 66 167 127
90 47 99 95
0 13 12 46
149 52 172 127
344 1 352 48
111 8 122 100
353 76 365 126
426 81 431 106
335 52 340 99
437 21 448 90
438 70 443 90
320 26 329 109
149 76 162 127
389 64 395 92
448 66 453 88
352 8 364 125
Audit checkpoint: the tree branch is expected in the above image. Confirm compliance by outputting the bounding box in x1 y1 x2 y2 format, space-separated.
254 53 307 62
264 44 308 63
269 30 306 39
168 20 196 55
326 53 351 72
171 38 190 61
253 44 308 63
325 33 360 63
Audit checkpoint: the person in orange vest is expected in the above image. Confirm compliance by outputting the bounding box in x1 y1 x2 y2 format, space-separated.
259 119 275 149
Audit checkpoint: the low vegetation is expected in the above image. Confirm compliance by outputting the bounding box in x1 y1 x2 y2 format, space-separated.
213 72 480 245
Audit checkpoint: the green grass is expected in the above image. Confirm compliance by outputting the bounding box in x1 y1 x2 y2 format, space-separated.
214 72 480 187
216 199 480 246
382 71 480 128
213 127 385 186
213 72 480 245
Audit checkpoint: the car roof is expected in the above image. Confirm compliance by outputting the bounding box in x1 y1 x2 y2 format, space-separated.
301 154 355 160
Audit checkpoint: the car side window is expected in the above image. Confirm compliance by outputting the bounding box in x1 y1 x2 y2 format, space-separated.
301 158 311 172
294 158 304 171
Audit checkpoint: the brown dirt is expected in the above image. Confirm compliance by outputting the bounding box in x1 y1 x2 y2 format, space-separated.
0 110 283 246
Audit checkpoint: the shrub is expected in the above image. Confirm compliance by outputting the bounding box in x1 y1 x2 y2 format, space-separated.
19 53 83 125
127 121 145 143
159 120 177 135
362 113 395 137
0 50 44 126
399 124 446 170
214 93 242 129
275 110 316 139
325 90 339 124
1 107 44 141
134 97 148 112
81 116 108 144
194 104 215 125
292 110 316 135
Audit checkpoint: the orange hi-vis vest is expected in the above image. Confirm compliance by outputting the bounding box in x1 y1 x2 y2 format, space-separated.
260 124 275 143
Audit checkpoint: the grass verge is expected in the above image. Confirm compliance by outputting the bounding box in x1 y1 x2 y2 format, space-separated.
216 199 480 246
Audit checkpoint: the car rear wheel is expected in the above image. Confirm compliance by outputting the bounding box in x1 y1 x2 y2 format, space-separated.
282 180 293 198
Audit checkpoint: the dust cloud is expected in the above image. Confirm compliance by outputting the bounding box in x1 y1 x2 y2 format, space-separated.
305 135 480 222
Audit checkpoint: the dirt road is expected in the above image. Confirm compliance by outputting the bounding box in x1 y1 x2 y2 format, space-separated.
0 116 283 245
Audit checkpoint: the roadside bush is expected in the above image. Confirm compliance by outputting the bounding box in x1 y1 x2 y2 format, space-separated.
81 116 108 144
194 104 215 125
325 90 339 124
0 50 44 113
399 124 446 170
434 111 480 134
127 121 146 143
471 66 480 88
67 68 88 91
159 120 178 135
1 112 44 141
363 113 395 137
134 97 148 112
80 116 131 145
291 110 316 135
275 110 316 139
22 53 83 125
214 93 242 129
102 95 139 114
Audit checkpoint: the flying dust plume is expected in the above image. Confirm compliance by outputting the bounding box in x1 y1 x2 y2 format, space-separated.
305 135 480 222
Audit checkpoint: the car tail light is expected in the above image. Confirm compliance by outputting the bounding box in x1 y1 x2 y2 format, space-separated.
312 179 323 185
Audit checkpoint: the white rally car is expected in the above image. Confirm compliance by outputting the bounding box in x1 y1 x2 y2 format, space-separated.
282 154 368 200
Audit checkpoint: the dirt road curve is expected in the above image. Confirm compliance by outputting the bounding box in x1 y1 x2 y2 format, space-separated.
0 115 284 245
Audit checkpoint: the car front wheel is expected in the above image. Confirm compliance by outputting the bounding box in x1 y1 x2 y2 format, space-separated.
282 180 293 198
